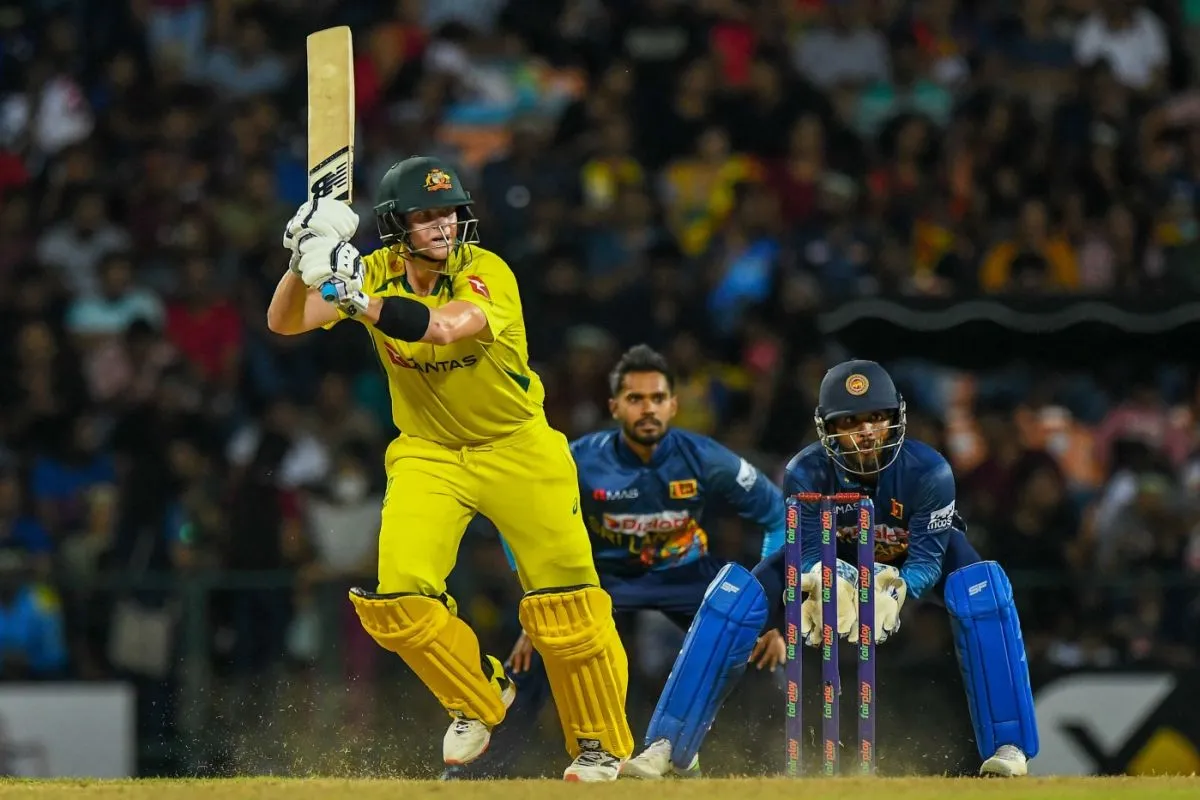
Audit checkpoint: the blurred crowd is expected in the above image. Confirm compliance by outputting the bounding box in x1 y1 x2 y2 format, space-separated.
0 0 1199 741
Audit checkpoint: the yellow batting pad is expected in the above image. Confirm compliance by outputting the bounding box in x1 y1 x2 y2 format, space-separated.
519 586 634 758
350 589 507 726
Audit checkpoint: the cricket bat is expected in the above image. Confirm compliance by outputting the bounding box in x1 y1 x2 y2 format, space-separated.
306 26 354 302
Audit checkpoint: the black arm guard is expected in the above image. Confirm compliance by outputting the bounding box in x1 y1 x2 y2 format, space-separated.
375 296 431 342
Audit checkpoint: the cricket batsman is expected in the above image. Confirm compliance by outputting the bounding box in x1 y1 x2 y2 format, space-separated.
622 359 1039 778
266 156 634 781
443 344 788 779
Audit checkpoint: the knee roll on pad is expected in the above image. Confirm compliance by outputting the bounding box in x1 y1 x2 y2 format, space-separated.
349 588 507 726
944 561 1040 760
519 585 634 759
647 562 768 770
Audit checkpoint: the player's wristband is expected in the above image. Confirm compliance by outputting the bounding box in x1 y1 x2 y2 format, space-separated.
375 296 430 341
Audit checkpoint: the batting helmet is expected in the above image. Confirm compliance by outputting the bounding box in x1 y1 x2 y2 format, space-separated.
374 156 479 268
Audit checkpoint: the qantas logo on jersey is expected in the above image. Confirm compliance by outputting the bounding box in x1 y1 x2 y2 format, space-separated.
382 342 478 373
593 488 639 501
600 510 692 538
467 275 490 300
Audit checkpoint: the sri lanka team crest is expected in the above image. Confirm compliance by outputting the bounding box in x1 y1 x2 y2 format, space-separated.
845 373 869 396
425 168 453 192
669 479 698 499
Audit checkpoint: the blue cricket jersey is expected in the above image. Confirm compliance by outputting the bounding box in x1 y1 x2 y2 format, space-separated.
571 428 786 575
784 439 964 600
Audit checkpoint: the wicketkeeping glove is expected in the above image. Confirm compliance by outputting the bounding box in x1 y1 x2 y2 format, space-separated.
872 565 907 644
799 559 859 647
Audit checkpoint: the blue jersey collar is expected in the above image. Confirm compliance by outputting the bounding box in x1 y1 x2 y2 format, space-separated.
833 460 876 494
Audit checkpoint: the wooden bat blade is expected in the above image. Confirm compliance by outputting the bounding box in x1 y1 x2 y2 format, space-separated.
306 26 354 203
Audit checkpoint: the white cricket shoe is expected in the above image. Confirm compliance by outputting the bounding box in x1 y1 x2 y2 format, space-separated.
564 748 624 782
980 744 1028 777
441 672 516 765
620 738 700 779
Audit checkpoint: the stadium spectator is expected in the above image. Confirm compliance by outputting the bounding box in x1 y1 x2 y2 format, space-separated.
1 0 1198 776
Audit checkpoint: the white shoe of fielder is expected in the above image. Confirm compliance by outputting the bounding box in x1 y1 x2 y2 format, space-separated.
563 749 624 782
620 738 700 779
980 744 1028 777
442 666 516 766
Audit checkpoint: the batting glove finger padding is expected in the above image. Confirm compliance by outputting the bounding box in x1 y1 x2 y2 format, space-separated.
283 196 360 253
298 237 363 288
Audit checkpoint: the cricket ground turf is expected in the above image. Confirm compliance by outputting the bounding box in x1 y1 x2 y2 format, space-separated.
1 777 1197 799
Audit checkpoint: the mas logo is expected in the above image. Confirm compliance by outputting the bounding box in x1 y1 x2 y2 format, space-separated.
593 488 639 501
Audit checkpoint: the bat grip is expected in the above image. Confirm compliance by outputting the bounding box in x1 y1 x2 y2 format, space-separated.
320 281 339 303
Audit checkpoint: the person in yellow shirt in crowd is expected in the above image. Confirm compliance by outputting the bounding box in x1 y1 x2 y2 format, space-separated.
980 198 1079 293
662 127 763 257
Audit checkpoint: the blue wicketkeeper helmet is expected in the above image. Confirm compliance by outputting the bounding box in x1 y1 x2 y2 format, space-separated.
814 359 907 476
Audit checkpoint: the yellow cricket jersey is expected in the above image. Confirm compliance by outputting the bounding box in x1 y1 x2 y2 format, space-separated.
327 245 546 447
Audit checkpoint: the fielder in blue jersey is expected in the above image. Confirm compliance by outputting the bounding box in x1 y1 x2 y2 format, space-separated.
442 344 787 779
622 359 1039 779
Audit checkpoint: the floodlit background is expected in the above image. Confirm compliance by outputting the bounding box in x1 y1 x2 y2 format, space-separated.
0 0 1198 779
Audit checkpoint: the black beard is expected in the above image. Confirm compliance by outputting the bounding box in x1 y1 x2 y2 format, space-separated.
625 420 665 447
843 443 884 473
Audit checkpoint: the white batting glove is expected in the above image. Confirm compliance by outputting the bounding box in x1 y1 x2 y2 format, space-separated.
283 197 360 274
296 237 369 317
798 560 859 647
871 565 907 644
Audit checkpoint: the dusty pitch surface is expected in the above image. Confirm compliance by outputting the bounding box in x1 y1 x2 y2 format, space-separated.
2 777 1199 799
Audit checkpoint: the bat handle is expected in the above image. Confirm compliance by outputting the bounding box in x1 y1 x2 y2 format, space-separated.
320 281 339 303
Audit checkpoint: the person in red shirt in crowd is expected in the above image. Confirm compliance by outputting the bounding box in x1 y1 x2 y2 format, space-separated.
165 254 243 390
